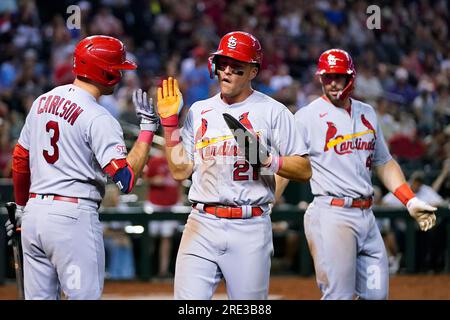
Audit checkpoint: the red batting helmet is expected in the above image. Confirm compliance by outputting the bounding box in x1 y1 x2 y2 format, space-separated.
73 35 137 86
316 49 356 100
208 31 263 78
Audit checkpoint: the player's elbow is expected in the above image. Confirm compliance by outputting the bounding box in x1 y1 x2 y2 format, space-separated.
277 156 312 182
292 156 312 182
295 168 312 182
300 167 312 182
304 162 313 180
170 163 193 181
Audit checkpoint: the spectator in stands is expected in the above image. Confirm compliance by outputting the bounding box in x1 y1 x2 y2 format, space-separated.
373 186 401 274
354 65 383 106
387 67 417 107
389 127 426 164
90 6 124 37
270 64 293 92
431 159 450 203
0 0 448 276
254 69 276 96
180 46 216 108
413 78 437 134
144 144 183 279
382 170 445 273
383 171 444 207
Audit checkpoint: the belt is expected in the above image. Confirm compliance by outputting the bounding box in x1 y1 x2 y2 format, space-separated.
193 203 263 219
330 197 373 209
29 193 79 204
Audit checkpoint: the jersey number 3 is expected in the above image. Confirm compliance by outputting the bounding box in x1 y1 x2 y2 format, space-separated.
43 121 60 164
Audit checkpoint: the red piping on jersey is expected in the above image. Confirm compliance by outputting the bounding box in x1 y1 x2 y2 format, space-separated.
12 143 31 206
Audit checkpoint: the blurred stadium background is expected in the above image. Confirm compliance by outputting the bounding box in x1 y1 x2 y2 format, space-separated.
0 0 449 299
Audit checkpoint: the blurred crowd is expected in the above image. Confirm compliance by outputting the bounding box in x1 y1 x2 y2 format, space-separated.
0 0 449 275
0 0 449 186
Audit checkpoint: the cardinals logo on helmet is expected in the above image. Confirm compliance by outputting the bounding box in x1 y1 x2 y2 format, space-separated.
227 36 237 49
327 54 337 66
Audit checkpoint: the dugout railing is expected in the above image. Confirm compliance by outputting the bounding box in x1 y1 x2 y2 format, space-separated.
0 206 449 283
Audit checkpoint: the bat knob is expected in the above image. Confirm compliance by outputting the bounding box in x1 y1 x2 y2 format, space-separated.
5 202 17 225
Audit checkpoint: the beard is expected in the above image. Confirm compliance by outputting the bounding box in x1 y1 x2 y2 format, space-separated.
324 89 342 105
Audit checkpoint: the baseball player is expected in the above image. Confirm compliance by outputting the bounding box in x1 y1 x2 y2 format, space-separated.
156 31 311 299
4 35 159 299
277 49 437 299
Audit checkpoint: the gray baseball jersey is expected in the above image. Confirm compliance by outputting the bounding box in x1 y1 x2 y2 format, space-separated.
181 90 307 205
18 84 127 202
295 97 392 197
175 90 307 299
295 96 391 299
18 84 127 299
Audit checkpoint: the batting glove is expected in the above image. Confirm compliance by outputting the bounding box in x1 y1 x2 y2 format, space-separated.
132 88 160 132
5 205 24 246
406 197 437 232
157 77 184 127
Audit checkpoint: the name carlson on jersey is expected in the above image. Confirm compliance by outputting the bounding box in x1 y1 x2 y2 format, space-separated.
36 95 84 126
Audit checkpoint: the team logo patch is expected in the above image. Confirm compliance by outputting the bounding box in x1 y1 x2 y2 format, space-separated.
227 36 237 49
323 116 376 155
194 118 208 144
115 144 127 156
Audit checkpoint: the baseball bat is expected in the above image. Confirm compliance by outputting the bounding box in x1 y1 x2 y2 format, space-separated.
5 202 25 300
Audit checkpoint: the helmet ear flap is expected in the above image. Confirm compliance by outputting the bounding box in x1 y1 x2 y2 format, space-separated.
208 56 217 79
103 70 120 84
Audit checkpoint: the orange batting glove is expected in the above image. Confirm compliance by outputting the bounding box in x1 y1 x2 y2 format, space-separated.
157 77 184 127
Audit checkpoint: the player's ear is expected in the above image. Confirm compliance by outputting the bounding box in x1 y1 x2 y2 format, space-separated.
249 66 258 81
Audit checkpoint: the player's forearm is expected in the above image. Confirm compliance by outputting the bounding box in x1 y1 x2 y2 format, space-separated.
161 123 194 180
165 143 193 181
126 141 152 178
274 174 290 204
12 143 31 206
276 155 312 182
375 159 407 193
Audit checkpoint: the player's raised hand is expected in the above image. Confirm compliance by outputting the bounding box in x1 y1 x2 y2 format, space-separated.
157 77 184 127
132 88 160 132
406 197 437 231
